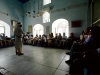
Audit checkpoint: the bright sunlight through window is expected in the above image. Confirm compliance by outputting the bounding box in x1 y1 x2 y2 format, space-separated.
52 19 69 37
0 20 10 37
43 12 50 23
43 0 51 5
33 24 44 36
0 24 4 33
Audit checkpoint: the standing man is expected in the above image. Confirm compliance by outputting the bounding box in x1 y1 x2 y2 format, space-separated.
14 22 25 55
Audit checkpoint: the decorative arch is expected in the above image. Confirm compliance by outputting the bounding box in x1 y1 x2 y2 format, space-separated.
33 24 44 37
0 20 10 37
52 18 69 37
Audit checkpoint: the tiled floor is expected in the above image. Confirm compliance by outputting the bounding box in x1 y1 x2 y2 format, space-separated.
0 45 70 75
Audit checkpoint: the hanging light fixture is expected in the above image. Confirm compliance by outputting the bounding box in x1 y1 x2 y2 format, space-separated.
33 1 35 13
26 1 28 15
28 0 31 14
28 11 30 14
37 0 39 15
33 11 35 13
26 0 31 14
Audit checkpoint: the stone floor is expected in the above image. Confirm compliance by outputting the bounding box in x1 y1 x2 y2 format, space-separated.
0 45 70 75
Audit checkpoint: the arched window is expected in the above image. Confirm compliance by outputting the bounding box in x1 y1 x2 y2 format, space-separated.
43 0 51 5
43 12 50 23
33 24 44 36
52 19 69 37
0 20 10 37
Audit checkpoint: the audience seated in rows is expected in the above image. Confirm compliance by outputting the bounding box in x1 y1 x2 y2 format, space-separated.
0 33 14 48
22 32 77 49
65 26 100 75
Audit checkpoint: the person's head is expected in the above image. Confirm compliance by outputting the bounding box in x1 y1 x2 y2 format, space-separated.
70 32 74 36
31 35 33 37
49 33 51 36
44 35 47 38
63 33 65 36
39 35 41 37
84 27 92 35
36 34 38 37
51 33 53 37
3 33 5 36
59 33 61 36
27 32 29 34
17 22 22 28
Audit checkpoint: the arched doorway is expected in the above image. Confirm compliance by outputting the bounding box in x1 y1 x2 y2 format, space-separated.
33 24 44 37
0 20 10 37
52 19 69 37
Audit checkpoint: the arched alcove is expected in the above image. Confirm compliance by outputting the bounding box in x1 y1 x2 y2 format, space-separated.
0 20 10 37
52 19 69 37
43 12 50 23
33 24 44 37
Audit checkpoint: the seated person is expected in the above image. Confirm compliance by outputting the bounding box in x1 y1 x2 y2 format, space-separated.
23 34 29 44
53 33 62 48
6 36 14 46
47 33 54 47
0 33 7 47
69 26 100 75
0 34 3 47
58 32 67 48
33 34 39 45
0 40 3 47
65 26 100 63
79 31 87 42
54 33 58 40
27 35 34 44
65 32 75 49
74 27 90 44
36 35 42 46
43 35 48 47
38 35 42 43
40 34 45 47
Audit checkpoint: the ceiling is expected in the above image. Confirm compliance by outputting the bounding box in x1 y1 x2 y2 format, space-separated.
18 0 29 3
